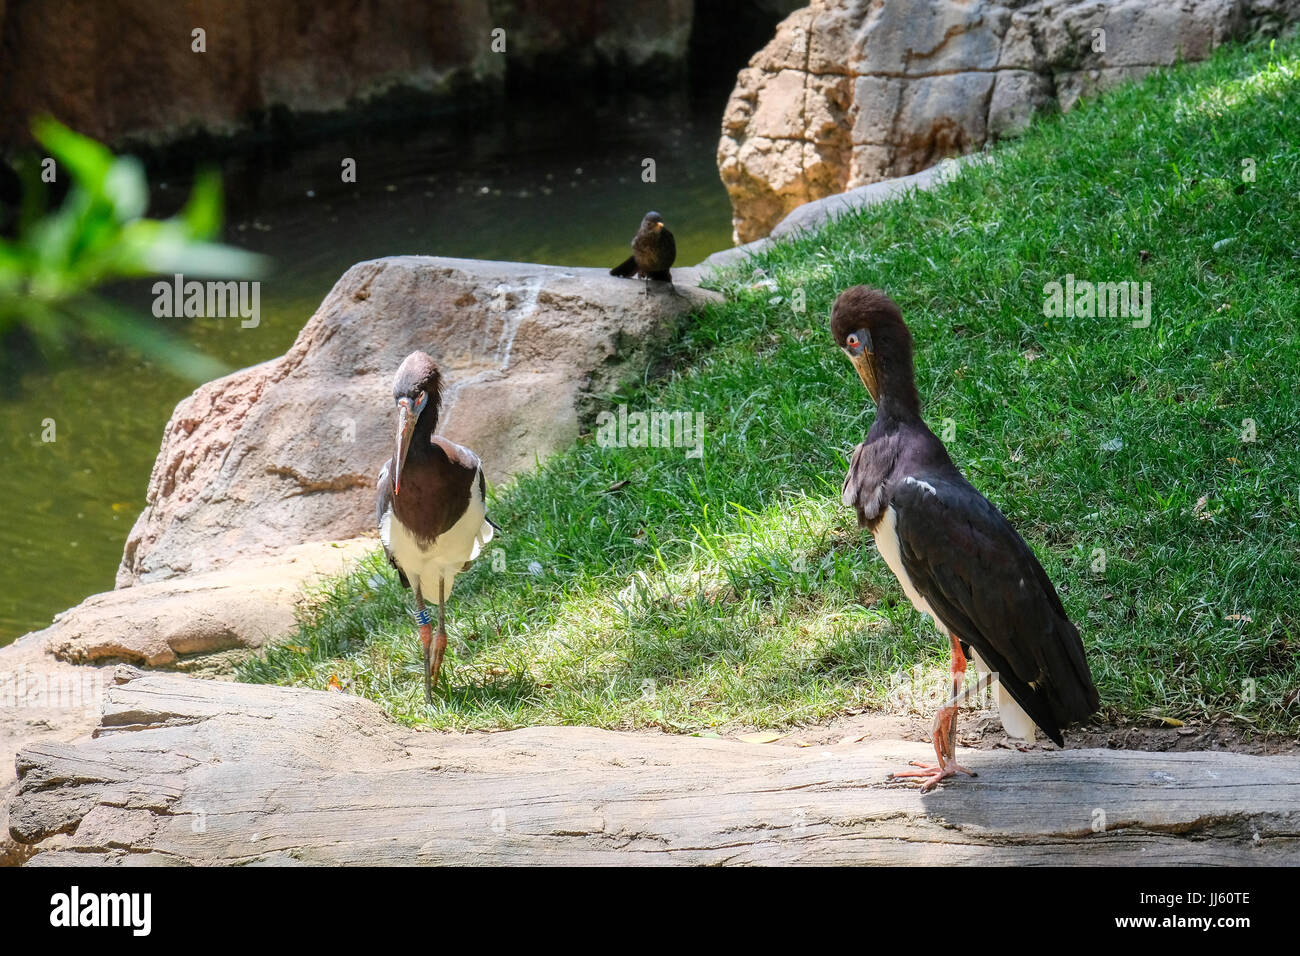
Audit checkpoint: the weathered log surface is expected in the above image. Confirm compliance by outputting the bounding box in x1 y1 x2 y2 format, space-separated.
10 669 1300 865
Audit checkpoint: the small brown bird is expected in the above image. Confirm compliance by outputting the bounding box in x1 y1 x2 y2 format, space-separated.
376 352 495 702
831 287 1099 790
610 211 676 289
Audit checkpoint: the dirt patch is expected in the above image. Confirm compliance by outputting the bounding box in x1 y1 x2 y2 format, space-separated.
739 708 1300 757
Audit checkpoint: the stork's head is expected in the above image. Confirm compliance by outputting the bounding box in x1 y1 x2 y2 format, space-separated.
642 211 666 232
830 286 918 412
392 351 443 495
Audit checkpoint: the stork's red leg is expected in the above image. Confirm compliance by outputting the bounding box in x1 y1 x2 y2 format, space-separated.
414 589 435 703
419 622 434 701
428 576 448 696
943 634 967 761
888 633 976 791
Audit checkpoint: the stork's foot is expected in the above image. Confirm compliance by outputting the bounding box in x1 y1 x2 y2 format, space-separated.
890 758 976 780
418 623 447 703
887 702 976 791
887 760 976 792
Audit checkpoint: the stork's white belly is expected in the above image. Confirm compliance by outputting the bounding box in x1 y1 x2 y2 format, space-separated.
381 472 493 604
873 505 942 625
873 503 1035 742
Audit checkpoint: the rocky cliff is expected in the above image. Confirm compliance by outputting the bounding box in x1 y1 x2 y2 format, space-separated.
718 0 1300 242
0 0 697 151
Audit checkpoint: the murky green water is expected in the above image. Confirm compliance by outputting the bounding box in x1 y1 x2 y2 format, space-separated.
0 90 735 644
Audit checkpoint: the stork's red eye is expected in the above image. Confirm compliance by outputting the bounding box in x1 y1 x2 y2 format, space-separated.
847 334 859 348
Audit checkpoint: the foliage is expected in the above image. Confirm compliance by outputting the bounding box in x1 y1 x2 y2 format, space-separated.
0 118 264 379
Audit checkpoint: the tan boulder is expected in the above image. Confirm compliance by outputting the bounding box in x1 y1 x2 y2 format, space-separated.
47 538 372 667
719 0 1300 242
117 257 721 586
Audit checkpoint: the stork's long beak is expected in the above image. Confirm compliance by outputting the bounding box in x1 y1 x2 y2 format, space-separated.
394 398 415 495
849 352 878 403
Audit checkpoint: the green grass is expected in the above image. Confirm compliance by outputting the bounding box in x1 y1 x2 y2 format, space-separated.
239 37 1300 736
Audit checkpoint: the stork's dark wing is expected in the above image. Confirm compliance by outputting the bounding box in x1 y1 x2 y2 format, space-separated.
375 458 409 590
889 476 1100 745
841 437 898 526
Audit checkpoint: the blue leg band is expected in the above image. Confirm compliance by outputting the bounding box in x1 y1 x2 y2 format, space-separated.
415 606 433 626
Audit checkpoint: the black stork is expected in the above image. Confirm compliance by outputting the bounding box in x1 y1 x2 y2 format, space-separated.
830 287 1099 790
376 352 495 702
610 211 676 292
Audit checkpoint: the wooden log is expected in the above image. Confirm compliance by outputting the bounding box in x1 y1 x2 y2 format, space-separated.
9 669 1300 865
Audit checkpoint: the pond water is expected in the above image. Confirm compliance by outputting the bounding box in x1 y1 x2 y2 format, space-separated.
0 88 736 644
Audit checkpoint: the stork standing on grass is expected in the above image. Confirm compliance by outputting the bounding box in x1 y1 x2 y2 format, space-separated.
377 352 495 702
830 287 1099 791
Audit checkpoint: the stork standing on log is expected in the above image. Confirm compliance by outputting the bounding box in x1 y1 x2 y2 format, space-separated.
377 352 495 702
830 287 1099 791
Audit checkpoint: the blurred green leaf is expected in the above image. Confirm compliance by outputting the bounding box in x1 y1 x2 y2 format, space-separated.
180 169 224 238
104 156 148 222
1 117 269 381
31 117 114 192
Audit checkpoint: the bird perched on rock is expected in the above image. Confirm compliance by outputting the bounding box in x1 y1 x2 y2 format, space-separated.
830 287 1099 791
610 211 676 290
377 351 495 702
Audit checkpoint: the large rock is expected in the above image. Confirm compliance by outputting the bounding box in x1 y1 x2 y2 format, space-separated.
719 0 1300 242
117 258 720 586
0 537 370 865
0 1 700 151
46 538 371 667
10 670 1300 864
